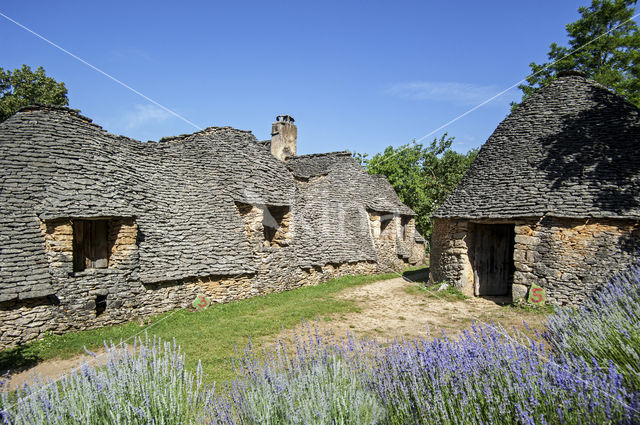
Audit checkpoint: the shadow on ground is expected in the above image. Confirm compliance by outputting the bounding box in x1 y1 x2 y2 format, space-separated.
402 267 430 284
481 296 513 306
402 267 516 306
0 345 41 376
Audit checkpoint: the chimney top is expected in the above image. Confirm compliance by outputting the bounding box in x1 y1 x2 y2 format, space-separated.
271 115 297 161
276 115 295 123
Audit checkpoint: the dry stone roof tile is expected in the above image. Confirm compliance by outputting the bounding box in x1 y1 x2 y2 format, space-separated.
1 106 415 299
0 107 294 294
287 152 414 215
435 75 640 220
287 152 414 267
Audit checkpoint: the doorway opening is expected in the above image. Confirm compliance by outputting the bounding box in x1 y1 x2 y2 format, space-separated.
471 224 515 296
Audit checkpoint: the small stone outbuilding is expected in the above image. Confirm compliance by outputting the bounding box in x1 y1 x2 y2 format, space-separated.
430 73 640 305
0 108 426 348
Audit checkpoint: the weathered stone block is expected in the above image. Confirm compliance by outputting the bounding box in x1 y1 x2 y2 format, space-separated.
515 235 539 246
512 284 528 302
513 271 535 285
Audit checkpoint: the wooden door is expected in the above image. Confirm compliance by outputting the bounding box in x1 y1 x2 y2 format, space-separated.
73 220 109 271
473 224 514 296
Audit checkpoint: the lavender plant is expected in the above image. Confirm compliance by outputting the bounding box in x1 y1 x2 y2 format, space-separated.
238 355 383 424
0 335 209 425
363 326 638 424
204 333 385 425
545 265 640 392
3 265 640 425
205 325 639 424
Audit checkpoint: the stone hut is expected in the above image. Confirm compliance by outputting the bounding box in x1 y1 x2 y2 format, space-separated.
430 73 640 305
0 106 426 348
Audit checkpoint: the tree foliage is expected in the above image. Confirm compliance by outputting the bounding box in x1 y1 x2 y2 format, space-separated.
0 65 69 122
356 134 477 241
516 0 640 108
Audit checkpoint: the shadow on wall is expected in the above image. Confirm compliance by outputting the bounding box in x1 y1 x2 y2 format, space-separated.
536 88 640 246
620 227 640 256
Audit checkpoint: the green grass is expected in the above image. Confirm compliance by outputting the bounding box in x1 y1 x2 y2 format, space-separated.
0 271 398 383
505 300 555 315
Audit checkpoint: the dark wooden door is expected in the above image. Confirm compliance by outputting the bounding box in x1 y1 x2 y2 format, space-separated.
473 224 514 296
73 220 109 271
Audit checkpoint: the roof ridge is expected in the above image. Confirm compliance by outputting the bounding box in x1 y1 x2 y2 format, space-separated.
16 104 93 123
290 151 351 159
543 74 639 112
157 126 254 143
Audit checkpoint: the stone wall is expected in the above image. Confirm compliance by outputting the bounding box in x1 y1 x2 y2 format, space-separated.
297 261 380 286
1 217 142 346
512 217 640 305
430 216 640 304
429 218 474 295
137 274 255 317
397 217 426 266
108 219 139 268
0 261 382 349
409 240 427 265
0 209 389 349
236 202 299 295
368 211 414 272
40 217 141 327
0 197 424 350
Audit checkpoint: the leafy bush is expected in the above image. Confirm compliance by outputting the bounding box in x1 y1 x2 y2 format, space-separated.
0 335 208 425
356 135 478 240
545 265 640 392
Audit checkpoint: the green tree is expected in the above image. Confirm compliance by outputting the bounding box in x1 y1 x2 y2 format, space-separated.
0 65 69 122
516 0 640 108
357 134 477 241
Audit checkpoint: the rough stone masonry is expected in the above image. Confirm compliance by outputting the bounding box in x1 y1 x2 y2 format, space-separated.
0 108 426 348
430 73 640 305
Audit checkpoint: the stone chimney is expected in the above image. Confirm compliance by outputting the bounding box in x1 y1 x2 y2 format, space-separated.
270 115 297 161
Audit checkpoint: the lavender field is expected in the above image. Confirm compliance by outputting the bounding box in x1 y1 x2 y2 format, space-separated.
2 268 640 424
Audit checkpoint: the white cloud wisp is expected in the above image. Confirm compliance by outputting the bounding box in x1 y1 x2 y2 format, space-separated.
125 104 174 129
386 81 508 106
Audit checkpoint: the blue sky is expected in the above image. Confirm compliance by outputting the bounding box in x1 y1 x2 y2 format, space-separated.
0 1 609 155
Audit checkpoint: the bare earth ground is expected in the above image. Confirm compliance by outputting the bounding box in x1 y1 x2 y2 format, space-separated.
4 346 133 391
4 273 548 390
270 273 547 346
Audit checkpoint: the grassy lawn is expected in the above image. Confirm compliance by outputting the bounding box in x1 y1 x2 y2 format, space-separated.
0 271 400 383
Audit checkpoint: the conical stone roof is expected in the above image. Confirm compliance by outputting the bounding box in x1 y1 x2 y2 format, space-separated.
434 75 640 220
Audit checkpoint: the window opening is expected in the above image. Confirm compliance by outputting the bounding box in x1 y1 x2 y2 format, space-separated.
263 206 289 243
95 295 107 316
400 216 411 240
73 220 110 272
380 214 393 235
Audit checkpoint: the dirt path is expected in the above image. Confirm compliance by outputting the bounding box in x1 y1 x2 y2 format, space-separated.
2 346 134 391
271 273 547 344
3 273 548 390
4 352 99 391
